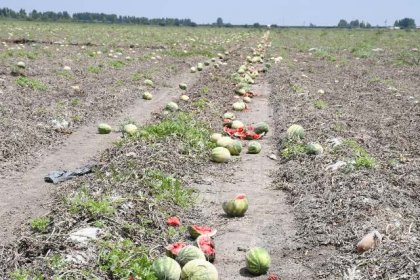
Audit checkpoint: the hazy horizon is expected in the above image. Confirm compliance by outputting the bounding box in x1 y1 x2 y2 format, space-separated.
1 0 419 26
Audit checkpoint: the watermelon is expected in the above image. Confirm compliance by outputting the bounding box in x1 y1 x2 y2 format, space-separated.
226 140 242 156
188 225 217 239
231 120 245 129
176 245 206 267
166 102 179 112
152 256 181 280
216 136 233 148
306 143 324 155
97 123 112 134
123 124 138 136
211 147 231 163
248 141 262 154
180 259 218 280
232 102 246 111
144 79 154 87
245 247 271 275
253 122 269 134
222 194 249 217
287 124 304 139
210 133 222 143
179 83 188 90
195 235 216 262
142 91 153 100
166 242 188 259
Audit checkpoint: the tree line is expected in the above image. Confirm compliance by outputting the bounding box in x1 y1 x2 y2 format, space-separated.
337 18 416 29
0 7 197 26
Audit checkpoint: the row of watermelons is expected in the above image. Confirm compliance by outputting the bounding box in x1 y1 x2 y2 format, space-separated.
146 50 247 280
196 32 275 279
146 51 233 280
95 51 228 136
210 32 272 164
150 34 275 280
97 34 276 279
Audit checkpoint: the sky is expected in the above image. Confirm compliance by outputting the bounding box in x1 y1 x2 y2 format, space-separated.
1 0 419 26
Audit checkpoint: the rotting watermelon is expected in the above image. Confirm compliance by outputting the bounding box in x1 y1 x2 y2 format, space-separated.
195 235 216 262
188 225 217 239
166 242 188 259
222 194 249 217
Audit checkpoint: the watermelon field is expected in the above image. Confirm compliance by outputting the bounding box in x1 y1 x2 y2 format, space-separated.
0 21 419 279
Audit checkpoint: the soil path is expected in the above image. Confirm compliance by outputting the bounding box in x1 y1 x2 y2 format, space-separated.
194 81 313 279
0 69 199 245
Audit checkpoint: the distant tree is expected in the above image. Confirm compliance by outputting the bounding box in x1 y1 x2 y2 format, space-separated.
359 21 366 28
253 22 260 28
216 17 224 27
394 18 416 29
349 19 360 28
366 22 372 28
337 19 349 28
18 8 26 19
309 23 316 28
271 24 278 28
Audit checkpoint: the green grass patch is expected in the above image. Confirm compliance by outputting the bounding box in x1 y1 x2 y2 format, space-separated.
56 69 74 79
109 60 126 69
131 70 155 81
70 98 81 106
68 188 116 217
162 49 214 58
87 65 102 74
16 76 47 91
342 139 376 169
193 97 209 110
313 99 328 109
314 49 337 62
280 140 306 159
98 239 156 279
143 169 195 208
290 83 304 93
395 50 420 66
0 49 38 59
201 85 209 94
30 217 50 232
137 112 214 151
9 269 43 280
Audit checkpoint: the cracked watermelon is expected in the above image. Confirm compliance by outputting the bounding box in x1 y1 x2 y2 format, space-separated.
166 242 188 259
195 235 216 262
188 225 217 239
